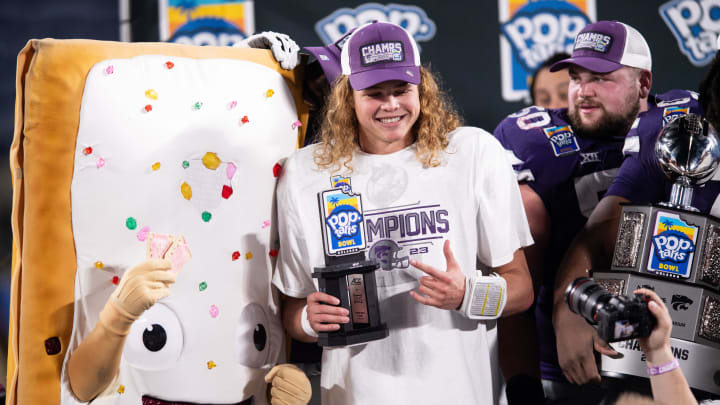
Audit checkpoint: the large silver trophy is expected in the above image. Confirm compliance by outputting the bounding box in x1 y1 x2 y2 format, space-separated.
594 114 720 395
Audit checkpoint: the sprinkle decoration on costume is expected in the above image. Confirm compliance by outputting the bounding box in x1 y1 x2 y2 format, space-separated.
201 211 212 222
144 104 152 113
228 100 237 110
221 185 233 199
112 276 119 285
232 251 241 261
96 158 105 168
105 65 114 75
137 226 150 242
209 305 219 318
292 120 302 129
181 182 192 200
199 281 207 291
182 160 190 169
202 152 221 170
262 220 270 229
125 217 137 230
269 249 278 257
207 361 216 369
165 61 174 69
245 252 253 260
152 162 161 171
192 101 203 111
226 162 237 179
272 163 282 178
117 385 125 394
145 89 158 100
94 261 104 269
266 89 274 98
241 115 249 124
83 146 93 155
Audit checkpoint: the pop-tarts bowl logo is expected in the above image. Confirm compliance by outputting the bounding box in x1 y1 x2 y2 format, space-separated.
322 189 367 255
499 0 594 101
315 3 436 46
647 212 697 278
360 41 404 66
544 125 579 156
663 106 690 126
574 31 612 53
660 0 720 67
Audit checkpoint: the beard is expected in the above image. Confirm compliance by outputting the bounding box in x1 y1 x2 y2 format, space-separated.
568 96 640 139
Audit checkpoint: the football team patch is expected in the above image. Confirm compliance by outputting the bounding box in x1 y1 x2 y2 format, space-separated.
663 106 690 126
544 125 579 156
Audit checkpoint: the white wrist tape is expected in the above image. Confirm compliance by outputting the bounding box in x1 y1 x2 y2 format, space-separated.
459 272 507 320
301 305 319 338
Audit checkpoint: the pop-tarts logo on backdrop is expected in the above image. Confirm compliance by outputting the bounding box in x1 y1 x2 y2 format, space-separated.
647 212 697 279
499 0 596 102
315 3 436 46
660 0 720 67
161 0 252 46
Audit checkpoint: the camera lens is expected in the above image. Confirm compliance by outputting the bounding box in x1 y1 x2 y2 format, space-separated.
565 277 613 323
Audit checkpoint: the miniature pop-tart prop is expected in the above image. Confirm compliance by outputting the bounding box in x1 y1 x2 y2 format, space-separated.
10 39 308 405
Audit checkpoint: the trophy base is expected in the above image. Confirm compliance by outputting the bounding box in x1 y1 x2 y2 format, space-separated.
317 323 389 347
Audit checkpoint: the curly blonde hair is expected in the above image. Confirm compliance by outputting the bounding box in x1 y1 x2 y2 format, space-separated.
313 66 463 172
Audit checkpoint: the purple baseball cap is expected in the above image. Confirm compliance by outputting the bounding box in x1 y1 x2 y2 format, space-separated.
340 21 421 90
304 27 357 86
550 21 651 74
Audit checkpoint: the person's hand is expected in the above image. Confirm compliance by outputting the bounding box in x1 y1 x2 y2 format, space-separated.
234 31 300 70
265 364 312 405
635 288 673 365
111 258 175 318
409 240 466 310
306 291 349 333
553 302 619 384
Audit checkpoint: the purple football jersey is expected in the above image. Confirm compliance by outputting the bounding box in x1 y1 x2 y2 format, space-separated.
494 90 700 382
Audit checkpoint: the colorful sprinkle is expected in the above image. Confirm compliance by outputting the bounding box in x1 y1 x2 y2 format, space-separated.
232 251 240 261
105 65 114 75
118 385 125 394
262 220 270 229
241 115 249 124
126 217 137 230
112 276 120 285
266 89 274 98
273 163 282 178
151 162 161 171
144 104 152 113
199 281 207 291
207 360 216 369
209 305 219 318
226 162 237 179
182 160 190 169
292 120 302 129
202 152 221 170
181 182 192 200
145 89 158 100
245 252 253 260
192 101 203 111
202 211 212 222
94 261 104 269
165 61 174 69
221 185 233 199
269 249 279 257
137 226 150 242
227 100 237 110
96 158 106 168
83 146 93 155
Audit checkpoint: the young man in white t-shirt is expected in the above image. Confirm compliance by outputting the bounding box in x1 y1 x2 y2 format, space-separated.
273 21 535 404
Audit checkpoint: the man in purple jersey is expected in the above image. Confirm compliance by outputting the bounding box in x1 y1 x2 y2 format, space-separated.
552 45 720 401
494 20 701 404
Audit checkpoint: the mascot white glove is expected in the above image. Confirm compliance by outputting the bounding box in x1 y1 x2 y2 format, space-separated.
235 31 300 70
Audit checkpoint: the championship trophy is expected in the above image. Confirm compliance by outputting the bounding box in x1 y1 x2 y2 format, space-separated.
591 114 720 395
312 176 389 346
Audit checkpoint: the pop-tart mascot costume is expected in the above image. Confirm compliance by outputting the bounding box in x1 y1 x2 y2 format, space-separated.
8 33 311 405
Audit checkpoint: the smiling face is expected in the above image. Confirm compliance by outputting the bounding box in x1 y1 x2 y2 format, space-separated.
352 80 420 154
567 65 642 137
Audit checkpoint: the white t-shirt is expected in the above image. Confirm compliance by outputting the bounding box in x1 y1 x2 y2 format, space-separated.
273 126 533 405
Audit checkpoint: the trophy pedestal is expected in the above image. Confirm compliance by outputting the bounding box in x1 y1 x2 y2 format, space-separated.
313 259 389 347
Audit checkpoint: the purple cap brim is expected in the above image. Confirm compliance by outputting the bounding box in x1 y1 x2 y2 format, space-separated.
549 56 623 74
305 46 342 85
348 66 421 90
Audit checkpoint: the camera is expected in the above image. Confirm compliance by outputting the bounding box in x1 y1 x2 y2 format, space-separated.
565 277 656 343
